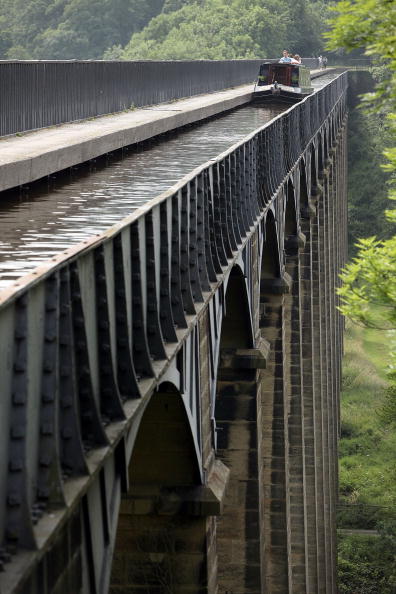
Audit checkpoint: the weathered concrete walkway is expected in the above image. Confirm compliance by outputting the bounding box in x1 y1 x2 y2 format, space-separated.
0 84 254 193
0 69 328 193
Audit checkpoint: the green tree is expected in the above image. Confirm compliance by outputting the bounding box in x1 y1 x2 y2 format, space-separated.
122 0 329 60
161 0 198 12
326 0 396 344
347 107 393 252
337 236 396 330
326 0 396 111
338 527 396 593
35 0 165 59
0 0 165 59
0 0 63 58
284 0 329 57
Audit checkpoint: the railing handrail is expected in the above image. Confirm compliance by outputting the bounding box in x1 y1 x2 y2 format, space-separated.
0 72 347 309
0 60 263 137
0 58 320 137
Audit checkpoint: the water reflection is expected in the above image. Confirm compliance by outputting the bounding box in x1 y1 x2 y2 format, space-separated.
1 70 340 290
0 104 284 288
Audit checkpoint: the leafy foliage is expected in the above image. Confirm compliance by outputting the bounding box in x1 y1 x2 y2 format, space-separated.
121 0 329 60
346 78 394 254
0 0 335 60
327 0 396 427
338 237 396 330
0 0 332 60
0 0 165 59
380 379 396 429
338 529 396 594
325 0 396 112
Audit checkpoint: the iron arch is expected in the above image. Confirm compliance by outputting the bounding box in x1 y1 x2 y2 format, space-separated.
221 265 254 351
310 143 318 192
317 132 324 176
285 180 298 241
129 382 201 487
261 210 281 282
299 159 310 213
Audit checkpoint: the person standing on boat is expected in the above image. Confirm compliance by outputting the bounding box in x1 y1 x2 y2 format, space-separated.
291 54 302 64
279 50 292 63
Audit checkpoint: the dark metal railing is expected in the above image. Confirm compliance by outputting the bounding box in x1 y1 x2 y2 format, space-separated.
0 60 267 137
0 58 325 138
328 57 373 67
301 58 320 70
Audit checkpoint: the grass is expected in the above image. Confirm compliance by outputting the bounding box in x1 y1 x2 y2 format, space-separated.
337 320 396 592
339 320 396 511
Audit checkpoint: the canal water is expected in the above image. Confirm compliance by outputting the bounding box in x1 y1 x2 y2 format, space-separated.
0 73 338 289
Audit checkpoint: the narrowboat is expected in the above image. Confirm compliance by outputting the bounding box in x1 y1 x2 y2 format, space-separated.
252 62 313 104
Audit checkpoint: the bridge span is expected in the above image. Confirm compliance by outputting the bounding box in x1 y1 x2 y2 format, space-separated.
0 67 347 593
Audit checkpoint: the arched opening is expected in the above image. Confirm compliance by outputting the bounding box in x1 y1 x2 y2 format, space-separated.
215 264 264 592
284 182 304 257
220 265 253 351
310 143 318 193
258 210 290 591
318 133 324 177
261 212 280 284
285 181 298 242
299 160 313 220
110 383 206 592
129 383 200 487
324 127 330 166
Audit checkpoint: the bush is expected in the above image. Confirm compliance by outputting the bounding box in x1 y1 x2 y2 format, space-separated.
338 530 396 594
340 420 359 438
337 503 381 530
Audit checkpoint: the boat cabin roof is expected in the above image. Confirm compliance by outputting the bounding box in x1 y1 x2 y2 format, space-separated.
257 61 311 89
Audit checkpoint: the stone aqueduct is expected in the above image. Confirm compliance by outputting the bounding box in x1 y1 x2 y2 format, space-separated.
0 72 347 593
